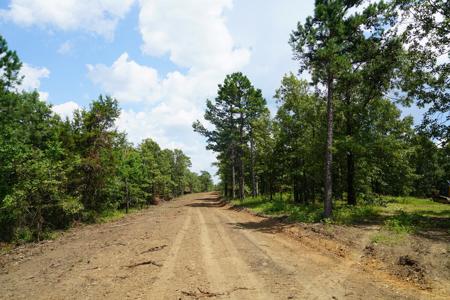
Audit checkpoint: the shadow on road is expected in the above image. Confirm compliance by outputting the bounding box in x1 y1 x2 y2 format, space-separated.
228 217 291 235
185 197 227 208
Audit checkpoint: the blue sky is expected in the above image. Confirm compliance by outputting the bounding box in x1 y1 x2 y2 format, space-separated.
0 0 423 178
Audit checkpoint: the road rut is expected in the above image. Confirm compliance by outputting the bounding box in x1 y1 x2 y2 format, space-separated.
0 193 438 299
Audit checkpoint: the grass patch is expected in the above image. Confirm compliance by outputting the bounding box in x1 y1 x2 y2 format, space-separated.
80 207 139 224
370 231 407 246
98 209 126 223
381 196 450 231
41 230 63 241
383 212 417 234
232 195 379 224
381 196 450 216
332 205 380 225
233 194 450 234
97 208 138 223
232 195 323 222
0 243 14 254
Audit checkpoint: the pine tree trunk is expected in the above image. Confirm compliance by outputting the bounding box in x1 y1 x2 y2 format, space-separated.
345 96 356 206
250 133 256 197
125 177 129 214
347 151 356 205
239 155 245 200
238 112 245 201
324 74 334 218
231 147 236 199
269 177 273 201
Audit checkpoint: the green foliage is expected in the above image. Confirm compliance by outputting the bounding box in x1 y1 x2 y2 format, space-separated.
207 0 449 220
370 231 407 246
198 171 214 192
13 227 33 244
393 0 449 145
0 34 22 90
0 35 200 243
97 209 128 223
234 193 448 236
194 72 268 200
383 212 417 234
2 0 449 243
332 205 380 225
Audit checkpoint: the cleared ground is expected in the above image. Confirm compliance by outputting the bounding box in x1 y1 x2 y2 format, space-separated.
0 193 446 299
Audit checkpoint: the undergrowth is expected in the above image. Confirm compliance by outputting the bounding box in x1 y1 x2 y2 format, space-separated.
232 194 450 235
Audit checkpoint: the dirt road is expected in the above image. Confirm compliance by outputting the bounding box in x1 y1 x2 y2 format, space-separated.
0 193 441 299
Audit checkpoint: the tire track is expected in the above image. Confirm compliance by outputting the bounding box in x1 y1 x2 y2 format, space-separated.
215 205 419 300
202 208 270 300
148 208 193 299
196 208 227 293
0 193 433 300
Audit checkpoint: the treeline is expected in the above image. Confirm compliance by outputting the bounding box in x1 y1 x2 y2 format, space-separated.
0 36 213 242
194 0 449 217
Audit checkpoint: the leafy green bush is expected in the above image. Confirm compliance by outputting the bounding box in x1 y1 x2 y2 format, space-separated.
289 207 323 223
383 211 418 233
333 205 380 225
14 227 33 244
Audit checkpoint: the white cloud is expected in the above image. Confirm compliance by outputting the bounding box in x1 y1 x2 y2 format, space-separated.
225 0 315 110
84 1 316 177
0 0 135 39
87 50 244 177
138 0 250 71
88 0 252 177
52 101 80 120
18 63 50 101
117 108 217 175
38 92 49 102
19 63 50 90
87 53 160 103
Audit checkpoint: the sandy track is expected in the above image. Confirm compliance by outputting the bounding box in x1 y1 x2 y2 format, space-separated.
0 193 440 299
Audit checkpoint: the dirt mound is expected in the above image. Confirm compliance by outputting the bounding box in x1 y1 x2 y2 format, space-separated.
229 201 450 297
396 255 427 285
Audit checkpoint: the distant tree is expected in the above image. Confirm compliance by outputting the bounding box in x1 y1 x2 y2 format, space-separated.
172 149 192 196
0 91 81 241
291 0 404 213
393 0 449 145
118 144 146 213
199 171 214 192
72 95 121 211
139 138 162 203
194 72 267 200
274 74 325 204
290 0 358 216
0 34 22 91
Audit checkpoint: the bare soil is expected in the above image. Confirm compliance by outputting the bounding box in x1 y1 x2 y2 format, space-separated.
0 193 448 299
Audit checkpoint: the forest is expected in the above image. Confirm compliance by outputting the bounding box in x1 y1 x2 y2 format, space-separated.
194 0 449 219
0 0 448 243
0 0 449 298
0 35 214 242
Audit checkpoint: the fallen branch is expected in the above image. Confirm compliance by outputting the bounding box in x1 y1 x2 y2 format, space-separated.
197 287 221 297
125 260 162 268
181 290 198 297
141 245 167 254
181 287 252 298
